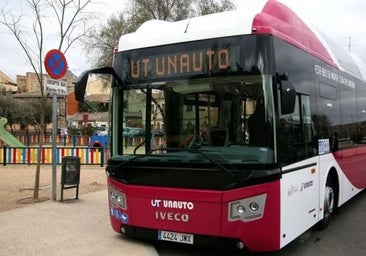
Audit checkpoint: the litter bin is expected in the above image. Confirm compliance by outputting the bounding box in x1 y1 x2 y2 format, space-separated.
61 156 80 202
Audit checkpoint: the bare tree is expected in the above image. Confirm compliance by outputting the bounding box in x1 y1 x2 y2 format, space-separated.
193 0 235 16
0 0 93 201
129 0 191 21
128 0 235 22
84 13 130 69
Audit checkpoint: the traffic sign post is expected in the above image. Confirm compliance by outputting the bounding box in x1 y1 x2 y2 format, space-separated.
44 49 68 201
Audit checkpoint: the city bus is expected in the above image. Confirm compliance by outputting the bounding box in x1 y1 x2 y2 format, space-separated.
74 0 366 252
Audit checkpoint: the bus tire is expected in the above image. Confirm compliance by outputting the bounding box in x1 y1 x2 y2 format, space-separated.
317 177 335 230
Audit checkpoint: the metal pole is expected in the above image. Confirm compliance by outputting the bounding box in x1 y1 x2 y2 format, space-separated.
52 94 57 200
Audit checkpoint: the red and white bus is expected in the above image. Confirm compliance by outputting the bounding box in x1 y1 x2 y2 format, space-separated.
75 0 366 252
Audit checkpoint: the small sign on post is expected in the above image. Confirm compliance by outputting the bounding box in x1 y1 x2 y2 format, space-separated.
44 77 67 95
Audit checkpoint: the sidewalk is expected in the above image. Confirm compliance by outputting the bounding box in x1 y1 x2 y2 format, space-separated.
0 189 158 256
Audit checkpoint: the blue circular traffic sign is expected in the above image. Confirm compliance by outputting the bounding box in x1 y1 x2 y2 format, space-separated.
44 49 68 79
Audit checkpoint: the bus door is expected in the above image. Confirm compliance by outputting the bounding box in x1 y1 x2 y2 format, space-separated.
279 94 320 248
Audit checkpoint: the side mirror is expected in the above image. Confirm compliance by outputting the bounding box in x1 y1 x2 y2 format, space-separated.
74 67 121 102
74 70 90 102
280 80 296 115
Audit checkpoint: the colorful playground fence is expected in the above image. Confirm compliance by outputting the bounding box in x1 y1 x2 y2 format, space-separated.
0 134 166 166
1 134 91 147
0 134 164 147
0 146 109 166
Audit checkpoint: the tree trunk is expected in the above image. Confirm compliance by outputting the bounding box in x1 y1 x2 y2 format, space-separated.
33 106 46 200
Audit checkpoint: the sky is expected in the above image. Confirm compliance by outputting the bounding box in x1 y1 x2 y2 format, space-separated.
1 0 366 82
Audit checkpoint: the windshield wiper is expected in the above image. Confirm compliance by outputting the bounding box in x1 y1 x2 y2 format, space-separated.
107 153 177 174
108 148 241 185
107 156 143 176
166 148 241 184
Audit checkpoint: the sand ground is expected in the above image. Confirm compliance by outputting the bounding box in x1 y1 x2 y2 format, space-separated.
0 164 107 212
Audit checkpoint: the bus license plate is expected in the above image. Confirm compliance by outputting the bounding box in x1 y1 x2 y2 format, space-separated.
158 230 194 244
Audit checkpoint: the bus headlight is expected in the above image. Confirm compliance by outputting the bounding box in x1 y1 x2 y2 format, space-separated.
109 188 127 209
249 202 259 211
228 194 267 222
237 205 246 214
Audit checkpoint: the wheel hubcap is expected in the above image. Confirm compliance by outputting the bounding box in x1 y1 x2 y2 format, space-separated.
324 186 334 215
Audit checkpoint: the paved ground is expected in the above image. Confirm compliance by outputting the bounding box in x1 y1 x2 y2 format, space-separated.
0 189 158 256
0 164 107 212
1 165 365 255
1 189 365 256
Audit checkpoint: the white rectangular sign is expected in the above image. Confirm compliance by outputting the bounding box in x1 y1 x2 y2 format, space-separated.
44 78 67 95
318 139 330 155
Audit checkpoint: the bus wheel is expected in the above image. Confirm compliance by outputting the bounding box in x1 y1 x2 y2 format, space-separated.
317 178 335 229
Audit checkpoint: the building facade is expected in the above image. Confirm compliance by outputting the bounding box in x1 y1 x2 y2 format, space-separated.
0 70 17 92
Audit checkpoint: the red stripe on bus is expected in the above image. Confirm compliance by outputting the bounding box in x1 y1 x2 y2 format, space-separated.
333 146 366 189
252 0 337 68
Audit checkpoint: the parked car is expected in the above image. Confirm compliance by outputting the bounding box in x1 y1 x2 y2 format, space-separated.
123 127 131 137
127 127 144 137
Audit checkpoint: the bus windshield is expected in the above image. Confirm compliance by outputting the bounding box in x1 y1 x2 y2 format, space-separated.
120 75 276 165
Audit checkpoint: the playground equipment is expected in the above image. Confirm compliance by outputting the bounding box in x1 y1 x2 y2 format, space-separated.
0 117 25 147
88 133 108 148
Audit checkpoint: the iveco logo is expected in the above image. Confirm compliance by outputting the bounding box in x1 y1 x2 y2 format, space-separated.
155 211 189 222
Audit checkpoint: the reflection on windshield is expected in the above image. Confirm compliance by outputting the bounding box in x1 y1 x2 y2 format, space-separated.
120 75 275 164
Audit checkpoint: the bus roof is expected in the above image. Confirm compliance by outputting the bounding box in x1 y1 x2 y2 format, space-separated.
118 0 366 81
117 8 258 51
